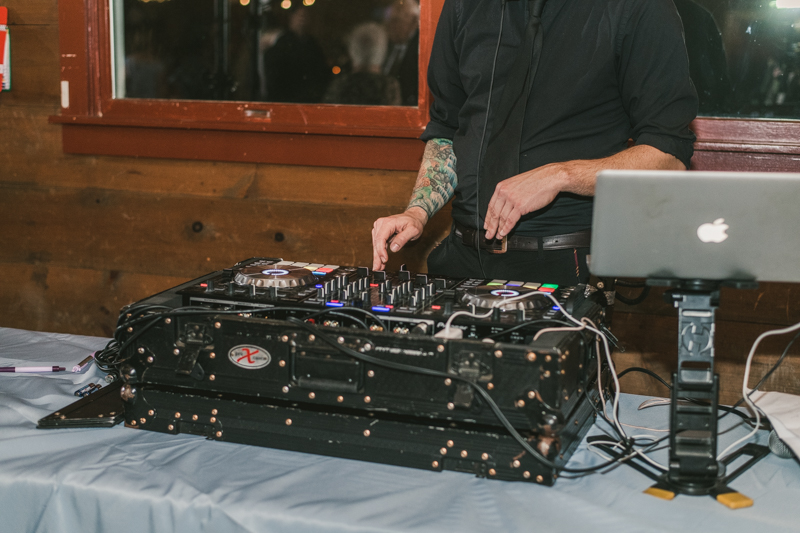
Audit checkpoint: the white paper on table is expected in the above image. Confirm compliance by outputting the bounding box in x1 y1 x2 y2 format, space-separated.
751 390 800 458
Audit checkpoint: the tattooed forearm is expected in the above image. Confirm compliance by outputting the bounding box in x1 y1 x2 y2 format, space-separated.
407 138 458 219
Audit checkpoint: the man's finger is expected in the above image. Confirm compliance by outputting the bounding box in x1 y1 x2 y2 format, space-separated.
496 201 517 238
484 195 506 240
372 219 399 270
387 223 421 253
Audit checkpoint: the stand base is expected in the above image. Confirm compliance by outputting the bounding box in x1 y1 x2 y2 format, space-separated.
589 438 770 509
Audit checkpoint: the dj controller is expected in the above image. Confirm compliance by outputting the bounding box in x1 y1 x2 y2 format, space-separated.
115 258 610 483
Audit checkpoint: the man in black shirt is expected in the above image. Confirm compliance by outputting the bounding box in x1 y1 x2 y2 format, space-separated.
372 0 698 285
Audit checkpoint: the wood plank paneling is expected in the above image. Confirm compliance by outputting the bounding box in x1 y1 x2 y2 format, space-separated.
0 25 61 105
1 106 421 207
614 283 800 326
4 1 60 25
0 183 451 277
611 311 800 405
0 262 188 337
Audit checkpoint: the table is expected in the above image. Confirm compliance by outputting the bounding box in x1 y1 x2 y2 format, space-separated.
1 327 799 533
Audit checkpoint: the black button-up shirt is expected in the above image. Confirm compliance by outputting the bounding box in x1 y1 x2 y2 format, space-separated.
421 0 698 236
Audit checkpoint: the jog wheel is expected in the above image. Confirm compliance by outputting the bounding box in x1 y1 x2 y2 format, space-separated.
233 265 316 288
460 286 544 311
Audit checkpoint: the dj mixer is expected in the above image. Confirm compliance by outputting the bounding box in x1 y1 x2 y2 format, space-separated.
114 258 610 483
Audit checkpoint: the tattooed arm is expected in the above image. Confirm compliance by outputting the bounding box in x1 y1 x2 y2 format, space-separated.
372 139 457 271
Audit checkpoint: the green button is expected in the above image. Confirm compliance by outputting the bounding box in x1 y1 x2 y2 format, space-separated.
541 283 559 289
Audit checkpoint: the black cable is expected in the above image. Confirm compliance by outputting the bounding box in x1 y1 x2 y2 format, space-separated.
483 318 574 339
615 286 651 306
474 0 507 279
285 316 624 474
722 327 800 417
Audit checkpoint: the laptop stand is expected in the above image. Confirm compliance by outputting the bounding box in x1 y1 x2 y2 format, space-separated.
615 278 769 509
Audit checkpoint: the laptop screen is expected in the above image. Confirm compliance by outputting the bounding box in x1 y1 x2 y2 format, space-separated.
589 170 800 283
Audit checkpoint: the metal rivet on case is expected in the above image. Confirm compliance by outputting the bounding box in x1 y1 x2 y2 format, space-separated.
174 412 181 418
127 327 133 333
285 419 292 426
281 335 289 342
481 453 489 461
337 395 344 402
489 469 497 476
447 440 454 448
139 418 146 424
168 424 174 431
523 471 531 479
437 345 445 353
209 375 216 381
512 460 521 468
447 402 455 410
282 386 290 393
364 396 372 403
148 410 154 416
214 322 221 329
516 400 525 408
216 431 222 437
528 391 536 399
444 378 452 386
487 382 494 390
432 461 439 468
130 420 137 425
173 349 180 355
138 347 145 354
210 417 216 423
527 352 537 362
545 355 552 363
308 334 316 341
164 318 171 324
460 450 468 458
337 336 345 344
494 350 502 358
279 360 286 367
367 370 375 378
363 430 371 437
192 414 198 421
440 447 447 455
209 352 216 359
308 392 316 399
211 409 218 415
536 475 544 483
147 356 154 363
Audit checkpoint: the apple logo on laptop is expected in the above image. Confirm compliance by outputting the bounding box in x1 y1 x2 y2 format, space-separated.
697 218 729 243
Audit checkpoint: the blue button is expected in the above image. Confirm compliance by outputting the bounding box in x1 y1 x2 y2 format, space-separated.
325 301 345 307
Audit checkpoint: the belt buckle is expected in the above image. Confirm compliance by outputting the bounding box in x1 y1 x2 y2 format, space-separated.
484 235 508 254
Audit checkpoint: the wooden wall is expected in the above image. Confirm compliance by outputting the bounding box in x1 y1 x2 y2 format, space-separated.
1 0 798 405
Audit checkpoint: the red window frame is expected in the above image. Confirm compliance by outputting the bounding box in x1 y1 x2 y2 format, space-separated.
51 0 800 172
51 0 446 171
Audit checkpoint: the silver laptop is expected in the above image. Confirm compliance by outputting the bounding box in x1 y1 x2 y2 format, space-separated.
590 170 800 283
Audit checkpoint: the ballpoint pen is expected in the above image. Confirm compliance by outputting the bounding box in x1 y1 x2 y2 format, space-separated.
0 366 67 373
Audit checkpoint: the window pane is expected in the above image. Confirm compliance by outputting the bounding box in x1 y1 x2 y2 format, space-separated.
113 0 419 106
681 0 800 118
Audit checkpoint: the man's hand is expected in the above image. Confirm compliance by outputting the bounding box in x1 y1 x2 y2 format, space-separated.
483 163 566 240
372 207 429 271
483 145 685 240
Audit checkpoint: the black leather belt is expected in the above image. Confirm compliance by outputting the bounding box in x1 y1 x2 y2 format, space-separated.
454 222 591 254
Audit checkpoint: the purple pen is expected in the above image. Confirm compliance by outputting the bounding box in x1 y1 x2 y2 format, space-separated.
0 366 67 373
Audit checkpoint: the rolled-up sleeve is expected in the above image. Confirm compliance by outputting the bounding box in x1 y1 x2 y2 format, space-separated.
617 0 698 168
421 0 467 142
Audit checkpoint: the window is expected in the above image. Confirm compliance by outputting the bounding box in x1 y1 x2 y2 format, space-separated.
53 0 443 170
